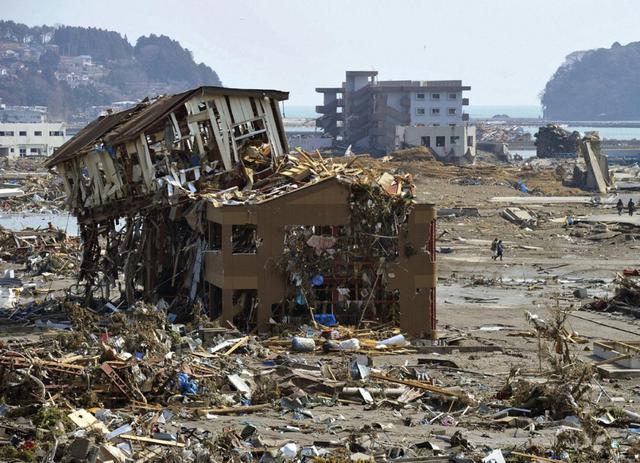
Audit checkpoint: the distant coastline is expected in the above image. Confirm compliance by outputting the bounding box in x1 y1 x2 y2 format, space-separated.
282 104 543 119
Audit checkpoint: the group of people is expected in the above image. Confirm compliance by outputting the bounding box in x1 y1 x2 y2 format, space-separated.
490 238 504 261
616 198 636 216
489 199 635 261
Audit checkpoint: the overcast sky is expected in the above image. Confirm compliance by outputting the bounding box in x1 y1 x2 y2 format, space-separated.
4 0 639 106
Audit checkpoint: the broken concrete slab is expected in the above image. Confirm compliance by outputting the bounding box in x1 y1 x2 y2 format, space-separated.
501 207 537 228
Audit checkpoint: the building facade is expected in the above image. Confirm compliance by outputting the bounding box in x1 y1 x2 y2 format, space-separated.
0 122 68 157
317 70 471 154
395 125 476 161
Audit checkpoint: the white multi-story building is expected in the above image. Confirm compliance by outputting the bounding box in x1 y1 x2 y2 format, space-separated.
0 122 69 157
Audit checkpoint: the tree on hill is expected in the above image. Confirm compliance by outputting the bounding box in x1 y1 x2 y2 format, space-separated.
134 34 221 86
0 20 223 119
542 41 640 120
52 26 133 61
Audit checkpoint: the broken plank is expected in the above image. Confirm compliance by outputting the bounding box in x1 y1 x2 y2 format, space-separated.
369 373 463 398
223 336 249 356
195 403 271 416
120 435 185 447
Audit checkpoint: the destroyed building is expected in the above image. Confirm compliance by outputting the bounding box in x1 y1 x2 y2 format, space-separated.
316 70 474 159
535 124 581 158
573 132 611 193
44 86 438 337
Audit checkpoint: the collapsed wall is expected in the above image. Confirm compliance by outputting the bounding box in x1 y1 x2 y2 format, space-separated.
572 133 610 193
535 124 580 158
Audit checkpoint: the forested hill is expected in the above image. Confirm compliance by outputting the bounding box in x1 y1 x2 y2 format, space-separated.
542 41 640 120
0 21 221 121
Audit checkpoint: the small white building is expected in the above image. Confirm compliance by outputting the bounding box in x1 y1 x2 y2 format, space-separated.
0 122 69 158
395 124 476 162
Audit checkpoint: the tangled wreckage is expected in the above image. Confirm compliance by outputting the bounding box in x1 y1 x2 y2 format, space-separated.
44 86 437 337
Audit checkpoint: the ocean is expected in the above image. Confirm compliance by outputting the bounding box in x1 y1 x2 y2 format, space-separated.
283 104 640 140
282 104 543 119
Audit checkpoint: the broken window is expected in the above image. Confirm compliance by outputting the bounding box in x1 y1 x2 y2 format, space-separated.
431 108 440 116
421 136 431 147
450 136 460 145
448 108 457 115
467 135 474 147
232 289 258 330
436 136 445 147
232 224 257 254
207 282 222 319
209 222 222 250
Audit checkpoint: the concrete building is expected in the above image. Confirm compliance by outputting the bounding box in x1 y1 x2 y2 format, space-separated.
395 125 476 162
316 70 471 154
0 122 68 157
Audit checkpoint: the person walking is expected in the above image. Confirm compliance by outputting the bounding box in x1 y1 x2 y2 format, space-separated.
628 198 636 217
496 240 504 261
617 199 624 216
490 238 498 260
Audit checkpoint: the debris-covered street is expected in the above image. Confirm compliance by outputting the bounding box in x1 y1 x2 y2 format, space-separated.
0 79 638 463
2 133 640 461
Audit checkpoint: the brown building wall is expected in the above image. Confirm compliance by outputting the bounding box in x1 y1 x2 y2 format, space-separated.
203 177 437 337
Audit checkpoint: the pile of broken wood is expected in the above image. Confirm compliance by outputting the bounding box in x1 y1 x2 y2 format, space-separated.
0 225 80 275
582 272 640 318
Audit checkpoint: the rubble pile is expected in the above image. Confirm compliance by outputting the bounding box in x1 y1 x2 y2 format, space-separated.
535 124 581 158
0 299 635 461
0 225 79 275
476 123 532 144
0 173 66 214
0 86 636 462
582 273 640 318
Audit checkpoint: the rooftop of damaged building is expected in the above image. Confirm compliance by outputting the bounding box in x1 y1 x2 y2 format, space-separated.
44 86 289 170
43 85 292 219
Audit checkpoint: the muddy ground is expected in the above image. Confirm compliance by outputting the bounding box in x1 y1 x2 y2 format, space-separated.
1 158 640 460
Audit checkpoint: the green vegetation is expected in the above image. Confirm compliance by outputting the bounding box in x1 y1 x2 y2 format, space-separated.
0 20 221 119
542 41 640 120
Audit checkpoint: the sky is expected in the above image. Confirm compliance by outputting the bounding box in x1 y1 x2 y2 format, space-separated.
4 0 640 106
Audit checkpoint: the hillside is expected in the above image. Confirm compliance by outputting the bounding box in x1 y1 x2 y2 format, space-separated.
542 41 640 120
0 21 221 122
